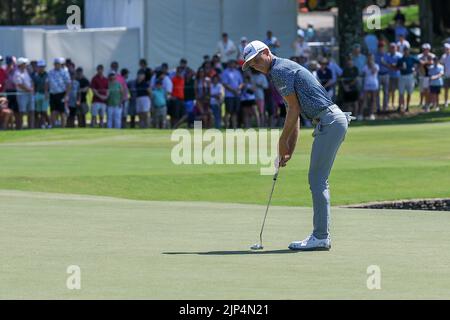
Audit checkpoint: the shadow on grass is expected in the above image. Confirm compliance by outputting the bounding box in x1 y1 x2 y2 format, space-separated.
350 108 450 127
163 249 300 255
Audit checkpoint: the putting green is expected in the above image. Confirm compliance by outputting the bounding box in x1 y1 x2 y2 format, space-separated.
1 190 449 299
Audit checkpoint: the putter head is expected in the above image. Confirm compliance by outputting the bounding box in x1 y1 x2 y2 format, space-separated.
250 243 264 250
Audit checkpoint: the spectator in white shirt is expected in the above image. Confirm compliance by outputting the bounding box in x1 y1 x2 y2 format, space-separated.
293 29 311 60
217 33 237 68
362 54 380 120
13 57 34 129
396 34 410 55
237 37 248 66
440 43 450 107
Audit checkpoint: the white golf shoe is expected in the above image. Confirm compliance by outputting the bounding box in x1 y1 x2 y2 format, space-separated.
288 234 331 251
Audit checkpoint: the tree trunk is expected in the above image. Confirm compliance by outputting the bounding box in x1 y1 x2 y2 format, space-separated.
419 0 433 44
337 0 364 66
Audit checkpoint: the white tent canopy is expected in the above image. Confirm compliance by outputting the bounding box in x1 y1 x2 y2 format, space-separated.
85 0 298 69
0 27 140 79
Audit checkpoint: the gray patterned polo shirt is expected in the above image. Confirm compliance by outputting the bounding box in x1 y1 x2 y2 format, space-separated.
268 56 334 119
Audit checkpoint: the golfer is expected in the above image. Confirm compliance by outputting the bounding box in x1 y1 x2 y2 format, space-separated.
243 41 353 251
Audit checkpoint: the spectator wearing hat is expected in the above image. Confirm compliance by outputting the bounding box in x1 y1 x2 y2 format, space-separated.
221 60 243 129
397 47 420 112
427 56 444 112
237 37 248 66
32 60 50 129
375 42 391 111
106 71 124 129
135 70 152 128
90 64 108 128
0 97 13 130
75 67 90 128
217 33 237 68
440 43 450 108
14 57 34 129
264 31 281 56
418 43 436 109
316 58 334 100
323 51 343 102
362 54 380 120
48 57 71 128
66 71 80 128
293 29 311 60
385 43 402 110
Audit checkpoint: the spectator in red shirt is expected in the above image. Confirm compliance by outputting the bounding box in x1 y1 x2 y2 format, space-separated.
90 64 108 128
169 66 185 128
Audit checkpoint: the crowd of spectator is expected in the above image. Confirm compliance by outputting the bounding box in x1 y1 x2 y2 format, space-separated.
1 27 449 131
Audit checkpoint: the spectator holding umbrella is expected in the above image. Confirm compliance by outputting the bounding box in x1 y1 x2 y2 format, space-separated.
14 57 34 129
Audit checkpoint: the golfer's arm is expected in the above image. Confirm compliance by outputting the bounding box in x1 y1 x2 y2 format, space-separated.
281 94 301 152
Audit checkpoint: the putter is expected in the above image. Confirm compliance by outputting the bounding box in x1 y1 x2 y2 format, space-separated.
250 167 279 251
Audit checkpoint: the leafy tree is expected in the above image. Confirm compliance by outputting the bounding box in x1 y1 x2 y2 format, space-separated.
0 0 84 26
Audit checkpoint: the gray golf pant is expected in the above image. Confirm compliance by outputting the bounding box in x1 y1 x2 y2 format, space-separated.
309 105 349 240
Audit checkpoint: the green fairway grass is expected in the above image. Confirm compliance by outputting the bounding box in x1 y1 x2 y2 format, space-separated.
0 120 449 206
1 190 449 299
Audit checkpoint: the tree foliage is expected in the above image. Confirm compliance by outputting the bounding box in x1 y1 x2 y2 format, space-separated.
0 0 84 26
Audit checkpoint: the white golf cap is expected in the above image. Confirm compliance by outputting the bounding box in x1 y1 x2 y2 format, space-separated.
54 57 65 64
297 29 305 38
37 59 46 67
422 43 431 50
242 40 269 71
240 36 248 42
444 43 450 49
17 57 29 65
